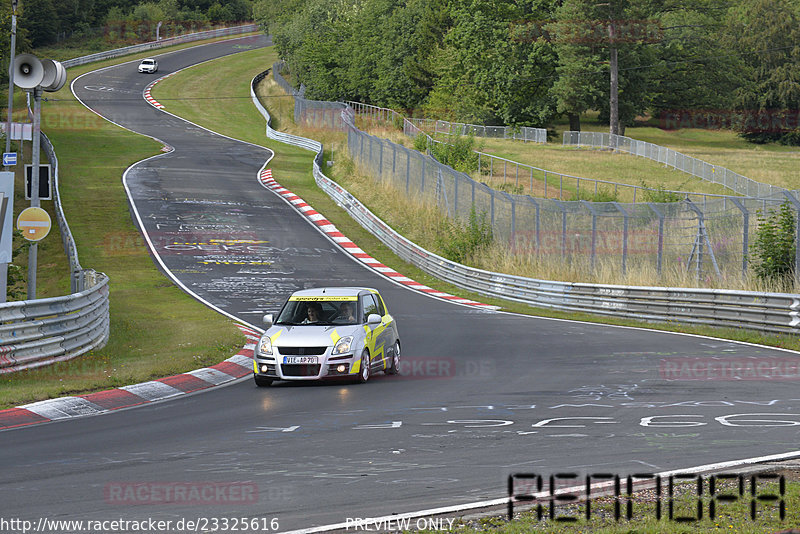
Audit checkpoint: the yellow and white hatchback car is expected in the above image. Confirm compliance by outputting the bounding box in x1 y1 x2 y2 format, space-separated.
253 287 401 386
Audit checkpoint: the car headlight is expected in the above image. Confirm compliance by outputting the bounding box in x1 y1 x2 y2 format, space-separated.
332 336 353 355
258 336 273 355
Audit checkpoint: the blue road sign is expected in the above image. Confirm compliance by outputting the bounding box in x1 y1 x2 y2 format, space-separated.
2 153 17 166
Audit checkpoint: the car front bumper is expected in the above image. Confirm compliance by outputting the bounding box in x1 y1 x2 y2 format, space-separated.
253 351 358 381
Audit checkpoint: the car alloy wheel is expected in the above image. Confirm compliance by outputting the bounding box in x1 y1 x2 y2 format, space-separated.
359 351 370 383
387 341 400 375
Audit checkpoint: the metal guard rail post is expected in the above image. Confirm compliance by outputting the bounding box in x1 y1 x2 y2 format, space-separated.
253 67 800 337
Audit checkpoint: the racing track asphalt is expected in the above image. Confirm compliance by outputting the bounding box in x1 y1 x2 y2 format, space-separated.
2 36 800 532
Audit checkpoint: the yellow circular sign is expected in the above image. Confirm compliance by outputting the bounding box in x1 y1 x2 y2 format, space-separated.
17 207 52 241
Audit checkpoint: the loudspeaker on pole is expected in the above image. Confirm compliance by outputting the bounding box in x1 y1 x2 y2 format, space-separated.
13 54 44 89
39 59 58 89
42 61 67 92
46 62 67 92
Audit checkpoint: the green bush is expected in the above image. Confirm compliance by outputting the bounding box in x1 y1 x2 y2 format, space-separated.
640 181 683 203
392 112 405 132
429 132 482 174
577 186 619 202
492 182 525 195
779 128 800 146
7 230 31 301
750 202 796 284
436 206 493 263
413 133 429 153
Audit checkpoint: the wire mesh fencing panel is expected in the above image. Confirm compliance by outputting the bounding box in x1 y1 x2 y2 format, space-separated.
406 118 547 143
281 67 800 283
563 131 786 199
345 122 800 282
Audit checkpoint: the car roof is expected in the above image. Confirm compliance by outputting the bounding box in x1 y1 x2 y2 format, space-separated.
141 58 156 62
290 287 377 298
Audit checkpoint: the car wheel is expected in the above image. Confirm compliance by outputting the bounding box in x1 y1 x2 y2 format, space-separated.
386 340 400 375
254 375 273 387
358 350 370 383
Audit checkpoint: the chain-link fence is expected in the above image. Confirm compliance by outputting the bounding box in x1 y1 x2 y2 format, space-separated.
274 62 800 282
403 119 738 206
563 131 786 198
404 118 547 143
347 126 800 281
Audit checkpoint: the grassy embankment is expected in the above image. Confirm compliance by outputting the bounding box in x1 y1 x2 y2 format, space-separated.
0 36 263 409
148 47 800 358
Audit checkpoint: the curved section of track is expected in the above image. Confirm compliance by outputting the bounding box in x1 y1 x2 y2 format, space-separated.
1 37 800 532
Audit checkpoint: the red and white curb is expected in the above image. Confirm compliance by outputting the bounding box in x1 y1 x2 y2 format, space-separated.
0 325 260 431
258 168 497 309
143 71 177 109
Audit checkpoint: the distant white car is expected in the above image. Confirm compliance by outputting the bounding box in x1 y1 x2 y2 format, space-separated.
138 58 158 73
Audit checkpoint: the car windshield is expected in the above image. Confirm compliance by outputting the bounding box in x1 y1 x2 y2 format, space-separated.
275 298 360 326
142 60 154 65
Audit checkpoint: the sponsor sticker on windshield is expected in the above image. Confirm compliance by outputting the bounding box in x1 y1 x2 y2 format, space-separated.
289 296 358 302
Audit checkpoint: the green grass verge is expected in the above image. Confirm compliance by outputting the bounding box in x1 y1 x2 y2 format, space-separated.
0 36 258 410
149 46 800 358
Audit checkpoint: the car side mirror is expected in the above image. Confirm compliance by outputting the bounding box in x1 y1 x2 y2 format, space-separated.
263 314 274 328
367 314 381 326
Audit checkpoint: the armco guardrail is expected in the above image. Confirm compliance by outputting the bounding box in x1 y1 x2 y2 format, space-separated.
0 271 109 373
41 131 83 292
0 24 256 373
253 68 800 336
61 24 259 68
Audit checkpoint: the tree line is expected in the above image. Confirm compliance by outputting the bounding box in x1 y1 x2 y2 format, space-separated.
255 0 800 145
1 0 254 53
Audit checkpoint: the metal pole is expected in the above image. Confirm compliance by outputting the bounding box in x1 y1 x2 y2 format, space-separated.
614 202 629 276
729 198 749 279
4 1 17 166
553 200 567 260
581 201 598 271
27 86 42 300
648 203 664 276
1 1 17 303
781 191 800 285
454 172 458 214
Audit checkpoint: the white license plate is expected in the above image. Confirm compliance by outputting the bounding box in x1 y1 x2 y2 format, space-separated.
284 356 318 364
